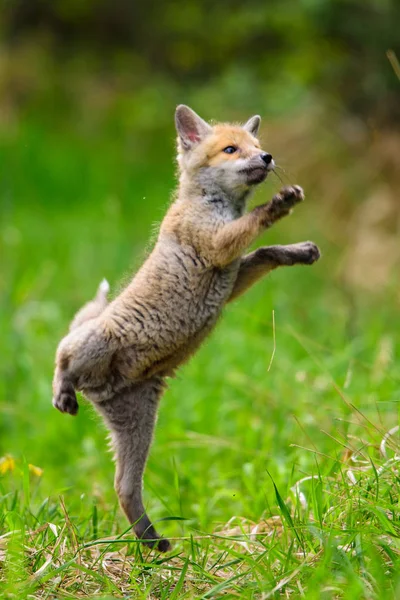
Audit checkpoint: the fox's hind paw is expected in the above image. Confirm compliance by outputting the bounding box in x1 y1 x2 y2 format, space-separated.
52 381 79 416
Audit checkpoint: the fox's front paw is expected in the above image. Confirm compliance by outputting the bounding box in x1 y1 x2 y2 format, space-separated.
52 381 79 416
271 185 304 215
257 185 305 227
293 241 321 265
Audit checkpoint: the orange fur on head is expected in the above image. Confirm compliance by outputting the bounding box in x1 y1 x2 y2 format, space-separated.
193 125 261 167
207 126 261 165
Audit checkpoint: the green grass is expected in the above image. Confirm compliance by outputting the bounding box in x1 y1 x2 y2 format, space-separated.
1 115 400 599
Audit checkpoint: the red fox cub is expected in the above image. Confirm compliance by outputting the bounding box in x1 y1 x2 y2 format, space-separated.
52 106 320 551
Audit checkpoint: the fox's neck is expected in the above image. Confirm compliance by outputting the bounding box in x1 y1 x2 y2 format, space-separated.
177 172 251 216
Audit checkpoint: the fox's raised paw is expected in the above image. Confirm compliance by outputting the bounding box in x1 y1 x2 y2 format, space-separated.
293 241 321 265
272 185 304 213
52 382 79 416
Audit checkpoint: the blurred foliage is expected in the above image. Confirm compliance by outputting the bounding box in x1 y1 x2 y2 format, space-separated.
0 0 399 128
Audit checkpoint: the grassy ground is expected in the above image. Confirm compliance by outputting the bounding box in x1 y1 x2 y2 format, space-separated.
1 115 399 599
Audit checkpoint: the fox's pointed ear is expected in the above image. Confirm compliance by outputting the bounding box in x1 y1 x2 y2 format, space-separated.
175 105 212 151
243 115 261 136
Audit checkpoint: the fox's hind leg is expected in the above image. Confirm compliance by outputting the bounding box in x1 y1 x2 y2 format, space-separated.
97 378 171 552
52 279 111 415
52 364 79 415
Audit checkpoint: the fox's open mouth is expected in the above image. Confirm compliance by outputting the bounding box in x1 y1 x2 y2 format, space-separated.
243 167 268 184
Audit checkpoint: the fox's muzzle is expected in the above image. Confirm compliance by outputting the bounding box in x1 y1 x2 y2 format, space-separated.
241 152 275 185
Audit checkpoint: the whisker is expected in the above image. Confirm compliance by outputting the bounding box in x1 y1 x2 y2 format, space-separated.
274 162 296 183
272 169 285 184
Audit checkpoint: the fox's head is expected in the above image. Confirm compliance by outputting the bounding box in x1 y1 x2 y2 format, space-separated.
175 105 275 198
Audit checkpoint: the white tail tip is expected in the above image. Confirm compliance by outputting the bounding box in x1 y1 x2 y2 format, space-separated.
98 278 110 296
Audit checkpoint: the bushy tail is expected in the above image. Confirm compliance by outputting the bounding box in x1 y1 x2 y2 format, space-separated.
69 279 110 331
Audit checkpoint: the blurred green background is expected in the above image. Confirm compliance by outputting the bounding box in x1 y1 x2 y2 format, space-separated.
1 1 400 597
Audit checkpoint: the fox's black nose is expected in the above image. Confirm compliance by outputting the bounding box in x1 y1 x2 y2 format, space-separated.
261 152 273 165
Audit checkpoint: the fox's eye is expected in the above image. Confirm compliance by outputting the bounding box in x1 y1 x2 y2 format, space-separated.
223 146 237 154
